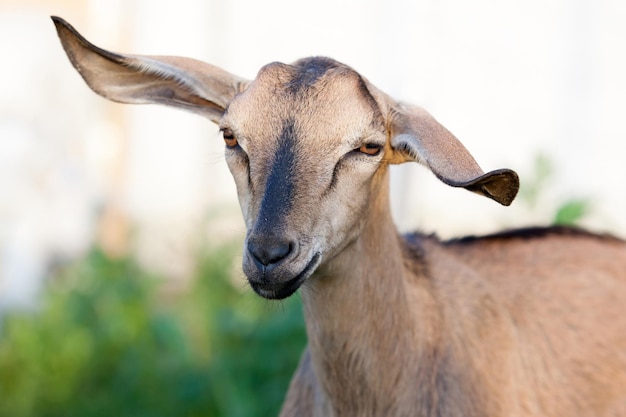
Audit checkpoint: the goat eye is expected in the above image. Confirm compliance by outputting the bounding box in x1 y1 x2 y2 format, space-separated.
357 143 382 156
221 129 238 148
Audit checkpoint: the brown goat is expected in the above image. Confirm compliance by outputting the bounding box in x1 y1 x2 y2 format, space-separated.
53 16 626 417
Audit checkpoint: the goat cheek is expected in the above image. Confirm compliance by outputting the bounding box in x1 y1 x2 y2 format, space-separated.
330 198 367 242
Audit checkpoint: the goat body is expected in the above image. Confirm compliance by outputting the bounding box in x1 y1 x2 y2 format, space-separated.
52 17 626 416
283 226 626 416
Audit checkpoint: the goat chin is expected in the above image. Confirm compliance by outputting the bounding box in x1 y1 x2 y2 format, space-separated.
247 252 322 300
53 16 626 417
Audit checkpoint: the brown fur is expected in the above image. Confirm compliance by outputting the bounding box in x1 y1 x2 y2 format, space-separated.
52 17 626 417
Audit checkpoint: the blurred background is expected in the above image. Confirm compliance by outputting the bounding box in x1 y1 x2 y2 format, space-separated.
1 0 625 415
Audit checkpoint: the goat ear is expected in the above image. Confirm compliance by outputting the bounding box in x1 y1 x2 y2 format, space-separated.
386 103 519 206
52 16 248 124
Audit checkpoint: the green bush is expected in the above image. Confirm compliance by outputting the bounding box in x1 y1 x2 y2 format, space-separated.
518 152 591 226
0 244 307 417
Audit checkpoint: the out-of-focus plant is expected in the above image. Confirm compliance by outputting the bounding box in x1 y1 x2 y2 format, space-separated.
517 152 591 226
0 243 306 417
552 199 590 226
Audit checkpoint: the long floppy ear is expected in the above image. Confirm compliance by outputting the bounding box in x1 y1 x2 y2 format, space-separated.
385 101 519 206
52 16 248 124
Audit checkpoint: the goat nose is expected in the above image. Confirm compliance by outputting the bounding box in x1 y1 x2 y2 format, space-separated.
247 239 294 267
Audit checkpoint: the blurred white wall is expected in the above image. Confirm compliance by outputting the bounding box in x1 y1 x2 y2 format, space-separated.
1 0 625 309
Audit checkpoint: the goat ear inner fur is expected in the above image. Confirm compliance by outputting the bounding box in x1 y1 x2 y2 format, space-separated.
387 103 519 206
52 16 248 124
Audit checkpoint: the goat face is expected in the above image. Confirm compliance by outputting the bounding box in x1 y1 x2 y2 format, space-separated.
221 58 388 299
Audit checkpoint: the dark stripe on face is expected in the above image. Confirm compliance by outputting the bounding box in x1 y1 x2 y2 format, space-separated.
254 120 298 233
287 57 339 94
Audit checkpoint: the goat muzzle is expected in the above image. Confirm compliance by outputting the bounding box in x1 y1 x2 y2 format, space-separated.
243 237 321 299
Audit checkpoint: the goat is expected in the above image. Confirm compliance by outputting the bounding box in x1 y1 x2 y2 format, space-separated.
52 16 626 417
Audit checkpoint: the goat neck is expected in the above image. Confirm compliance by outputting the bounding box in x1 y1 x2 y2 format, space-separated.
300 167 442 414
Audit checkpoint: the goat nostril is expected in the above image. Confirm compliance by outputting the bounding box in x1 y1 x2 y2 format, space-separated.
248 240 294 267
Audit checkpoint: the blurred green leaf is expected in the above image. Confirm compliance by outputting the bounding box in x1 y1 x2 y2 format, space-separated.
553 199 590 226
518 152 554 208
516 152 591 226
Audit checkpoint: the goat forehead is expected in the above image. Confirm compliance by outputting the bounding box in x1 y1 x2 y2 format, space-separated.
226 59 382 150
255 57 352 91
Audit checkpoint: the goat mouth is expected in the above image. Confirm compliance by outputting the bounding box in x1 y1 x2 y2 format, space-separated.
251 252 321 300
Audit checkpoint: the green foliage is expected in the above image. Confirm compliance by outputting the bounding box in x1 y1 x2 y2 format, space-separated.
0 245 307 417
517 152 591 226
553 199 590 226
518 153 554 210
